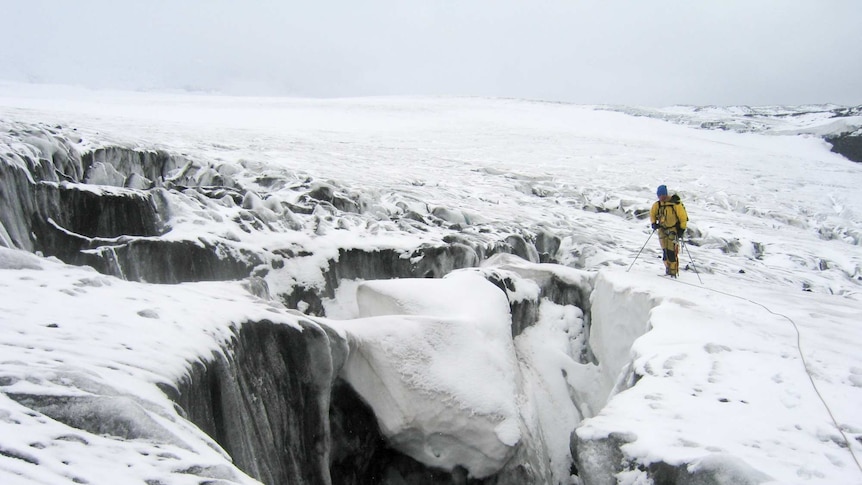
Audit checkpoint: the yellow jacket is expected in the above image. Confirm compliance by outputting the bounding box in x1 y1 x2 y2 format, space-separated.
650 195 688 230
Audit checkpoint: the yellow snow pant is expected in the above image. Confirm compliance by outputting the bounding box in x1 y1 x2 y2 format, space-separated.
659 228 680 276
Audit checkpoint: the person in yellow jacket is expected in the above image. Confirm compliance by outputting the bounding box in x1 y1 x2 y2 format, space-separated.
649 184 688 277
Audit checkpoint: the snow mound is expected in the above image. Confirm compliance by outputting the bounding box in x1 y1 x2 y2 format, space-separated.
332 270 520 478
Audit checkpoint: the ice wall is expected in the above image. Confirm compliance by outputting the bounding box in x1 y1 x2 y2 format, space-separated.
570 271 658 484
171 318 348 485
587 272 657 404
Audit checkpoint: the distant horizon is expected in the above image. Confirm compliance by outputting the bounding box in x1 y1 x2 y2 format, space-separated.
1 79 859 109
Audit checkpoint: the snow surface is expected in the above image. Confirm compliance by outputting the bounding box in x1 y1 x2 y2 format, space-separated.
0 248 288 485
1 82 862 484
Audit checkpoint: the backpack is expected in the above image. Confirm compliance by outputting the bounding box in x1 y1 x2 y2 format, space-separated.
670 194 688 230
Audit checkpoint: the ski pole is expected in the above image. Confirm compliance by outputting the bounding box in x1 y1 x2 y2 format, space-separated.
681 240 703 284
627 229 656 272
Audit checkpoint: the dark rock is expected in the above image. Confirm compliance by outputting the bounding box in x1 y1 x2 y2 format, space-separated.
825 133 862 163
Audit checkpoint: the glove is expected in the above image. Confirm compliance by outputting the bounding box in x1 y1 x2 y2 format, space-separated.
651 223 659 230
678 228 685 239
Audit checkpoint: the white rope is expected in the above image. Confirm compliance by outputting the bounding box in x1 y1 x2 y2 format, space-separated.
672 277 862 476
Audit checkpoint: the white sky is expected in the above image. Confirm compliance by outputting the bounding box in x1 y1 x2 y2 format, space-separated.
1 0 861 106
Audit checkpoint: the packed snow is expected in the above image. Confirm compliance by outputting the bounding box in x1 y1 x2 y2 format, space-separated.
1 82 861 484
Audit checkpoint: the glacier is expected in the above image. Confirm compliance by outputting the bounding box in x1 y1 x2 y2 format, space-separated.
1 82 861 484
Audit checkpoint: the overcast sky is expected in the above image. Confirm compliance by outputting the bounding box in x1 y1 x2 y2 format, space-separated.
1 0 860 106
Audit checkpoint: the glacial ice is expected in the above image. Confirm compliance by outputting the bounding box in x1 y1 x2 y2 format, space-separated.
1 90 861 484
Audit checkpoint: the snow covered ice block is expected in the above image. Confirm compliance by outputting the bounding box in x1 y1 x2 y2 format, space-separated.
333 270 521 478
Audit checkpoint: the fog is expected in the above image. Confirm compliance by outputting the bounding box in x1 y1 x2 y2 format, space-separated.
1 0 860 106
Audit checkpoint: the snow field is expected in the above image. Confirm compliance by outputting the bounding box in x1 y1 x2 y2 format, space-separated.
1 84 861 483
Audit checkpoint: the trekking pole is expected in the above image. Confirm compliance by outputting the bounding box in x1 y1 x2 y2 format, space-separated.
627 229 656 272
681 239 703 284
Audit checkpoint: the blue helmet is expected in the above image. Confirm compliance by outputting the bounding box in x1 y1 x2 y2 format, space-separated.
656 185 668 196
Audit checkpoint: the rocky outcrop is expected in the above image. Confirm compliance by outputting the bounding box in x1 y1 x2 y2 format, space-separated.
826 131 862 164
